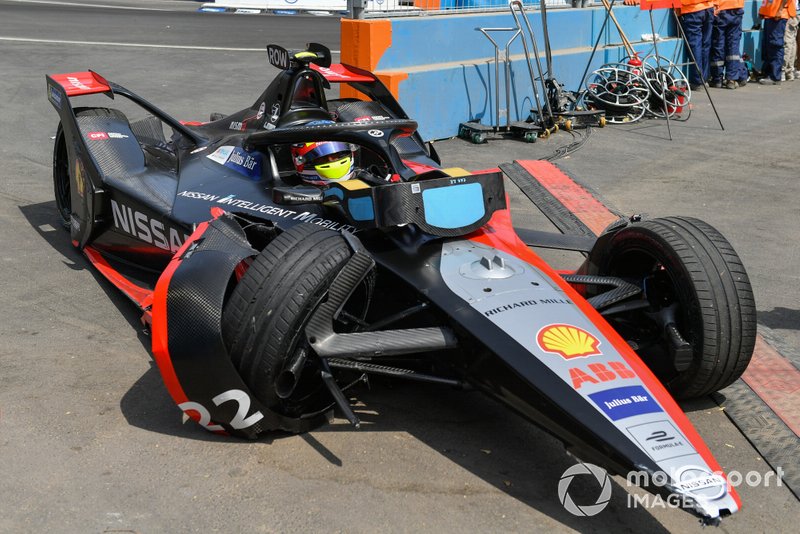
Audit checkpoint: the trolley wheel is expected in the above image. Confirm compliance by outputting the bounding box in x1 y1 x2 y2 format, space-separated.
563 119 573 132
471 133 486 144
553 124 559 133
539 129 551 139
523 132 537 143
599 116 607 128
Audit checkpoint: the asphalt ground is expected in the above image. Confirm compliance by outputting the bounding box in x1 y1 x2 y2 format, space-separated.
1 1 798 532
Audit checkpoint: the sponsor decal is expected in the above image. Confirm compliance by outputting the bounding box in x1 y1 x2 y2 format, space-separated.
537 324 601 359
206 146 262 179
110 199 188 253
48 85 62 108
177 190 355 232
86 131 129 140
229 121 244 131
206 146 233 165
355 115 391 122
316 65 349 80
66 76 91 91
627 420 696 462
484 298 571 317
270 103 280 123
588 385 663 421
673 466 727 501
368 129 384 137
411 183 421 194
305 119 335 126
569 361 636 389
74 159 86 199
267 44 290 70
257 102 266 120
190 146 208 154
234 8 261 13
484 299 538 317
263 122 276 130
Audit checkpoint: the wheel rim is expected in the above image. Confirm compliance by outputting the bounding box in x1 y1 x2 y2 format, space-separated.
601 246 699 383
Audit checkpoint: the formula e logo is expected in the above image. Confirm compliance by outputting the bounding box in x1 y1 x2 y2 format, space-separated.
646 430 673 442
368 129 384 137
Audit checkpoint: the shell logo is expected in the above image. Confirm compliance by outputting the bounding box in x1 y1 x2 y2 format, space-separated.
537 324 601 359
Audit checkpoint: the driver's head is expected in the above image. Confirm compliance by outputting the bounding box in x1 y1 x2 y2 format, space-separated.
291 141 354 185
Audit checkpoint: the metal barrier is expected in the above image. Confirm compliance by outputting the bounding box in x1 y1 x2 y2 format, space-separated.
359 0 572 19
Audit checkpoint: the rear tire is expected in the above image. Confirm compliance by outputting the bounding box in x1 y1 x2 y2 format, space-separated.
222 224 355 415
588 217 756 398
52 107 128 231
53 125 71 229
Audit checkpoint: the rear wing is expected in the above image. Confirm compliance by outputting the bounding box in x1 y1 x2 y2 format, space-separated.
310 63 376 84
46 71 204 145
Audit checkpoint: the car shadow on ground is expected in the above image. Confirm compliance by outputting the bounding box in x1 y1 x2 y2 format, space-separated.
20 200 673 531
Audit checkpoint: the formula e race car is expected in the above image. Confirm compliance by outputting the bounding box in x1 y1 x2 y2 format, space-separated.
46 43 756 525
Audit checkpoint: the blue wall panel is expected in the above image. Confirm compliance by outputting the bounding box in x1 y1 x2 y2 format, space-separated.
382 2 761 140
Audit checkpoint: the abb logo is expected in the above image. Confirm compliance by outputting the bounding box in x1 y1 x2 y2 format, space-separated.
87 131 108 140
569 361 636 389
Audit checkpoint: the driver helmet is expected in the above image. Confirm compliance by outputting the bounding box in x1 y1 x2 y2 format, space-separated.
291 141 355 185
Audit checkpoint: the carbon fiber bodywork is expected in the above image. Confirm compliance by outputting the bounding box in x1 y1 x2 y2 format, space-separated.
153 215 325 437
44 45 746 525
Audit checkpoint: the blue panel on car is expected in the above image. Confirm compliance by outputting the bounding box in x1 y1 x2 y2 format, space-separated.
348 196 375 221
422 183 484 229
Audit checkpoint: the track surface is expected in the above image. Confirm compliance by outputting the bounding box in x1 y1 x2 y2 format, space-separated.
0 1 798 532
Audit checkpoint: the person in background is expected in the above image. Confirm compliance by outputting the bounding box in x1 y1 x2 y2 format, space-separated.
759 0 796 84
781 4 799 80
678 0 716 88
710 0 750 88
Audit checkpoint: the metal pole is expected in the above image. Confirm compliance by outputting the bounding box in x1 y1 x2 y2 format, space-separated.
477 28 521 130
577 0 613 93
509 0 553 127
649 8 673 140
348 0 365 20
673 10 724 130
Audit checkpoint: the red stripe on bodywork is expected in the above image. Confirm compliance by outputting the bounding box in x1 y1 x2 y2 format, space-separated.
50 71 111 97
742 337 800 437
478 163 744 507
83 246 153 310
150 221 212 407
517 160 618 235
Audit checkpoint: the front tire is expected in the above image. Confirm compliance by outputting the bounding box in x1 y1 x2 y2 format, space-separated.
587 217 756 398
222 224 355 416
